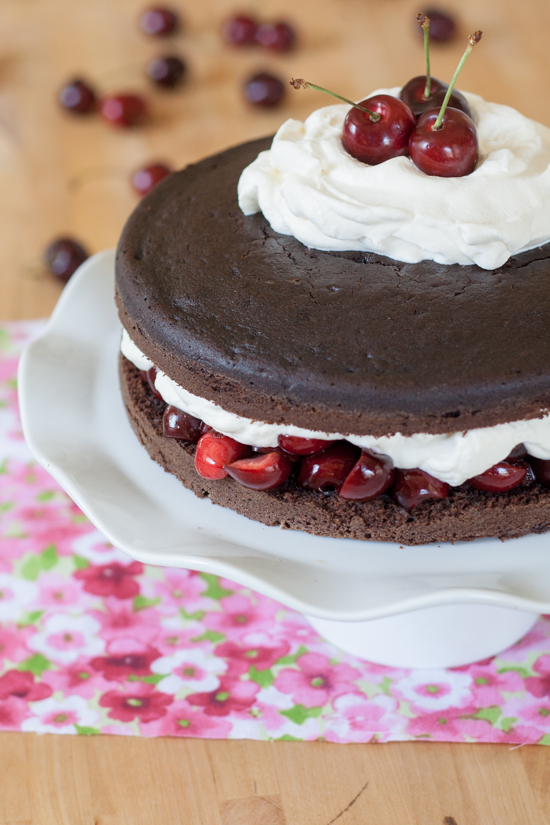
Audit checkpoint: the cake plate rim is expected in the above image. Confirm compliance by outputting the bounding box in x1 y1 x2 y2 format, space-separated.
17 250 550 624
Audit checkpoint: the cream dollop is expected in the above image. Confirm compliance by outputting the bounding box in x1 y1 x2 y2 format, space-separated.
238 88 550 270
121 331 550 486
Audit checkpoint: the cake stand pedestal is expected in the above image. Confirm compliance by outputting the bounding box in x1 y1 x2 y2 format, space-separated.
18 251 550 670
306 604 539 668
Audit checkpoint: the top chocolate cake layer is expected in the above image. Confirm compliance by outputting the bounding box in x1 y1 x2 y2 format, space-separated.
115 137 550 437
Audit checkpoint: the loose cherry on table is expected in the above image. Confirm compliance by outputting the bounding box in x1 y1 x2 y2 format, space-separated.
222 14 258 46
418 8 457 43
195 432 251 480
408 30 482 177
139 6 179 36
58 79 97 115
225 451 292 490
255 22 296 52
468 462 527 493
147 55 186 88
132 163 172 196
162 406 203 443
44 238 89 282
290 80 415 166
278 435 337 456
339 450 395 501
99 94 148 128
392 468 449 509
297 442 361 493
245 72 285 107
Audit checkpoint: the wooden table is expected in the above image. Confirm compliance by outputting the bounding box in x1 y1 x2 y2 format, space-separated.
1 0 550 821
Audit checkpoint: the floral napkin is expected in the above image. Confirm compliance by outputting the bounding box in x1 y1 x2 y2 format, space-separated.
1 320 549 743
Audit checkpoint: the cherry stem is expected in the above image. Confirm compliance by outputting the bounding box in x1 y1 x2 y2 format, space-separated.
290 78 381 122
417 13 431 100
432 30 482 130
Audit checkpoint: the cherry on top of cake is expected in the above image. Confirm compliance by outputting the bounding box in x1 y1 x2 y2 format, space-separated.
401 13 471 118
291 15 482 178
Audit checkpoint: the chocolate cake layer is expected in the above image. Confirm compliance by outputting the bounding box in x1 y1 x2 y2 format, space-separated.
116 138 550 438
121 356 550 545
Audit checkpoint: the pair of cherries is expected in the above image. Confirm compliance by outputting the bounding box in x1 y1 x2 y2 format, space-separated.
292 21 482 178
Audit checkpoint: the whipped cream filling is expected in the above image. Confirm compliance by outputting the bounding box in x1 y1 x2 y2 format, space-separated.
122 330 550 486
238 88 550 270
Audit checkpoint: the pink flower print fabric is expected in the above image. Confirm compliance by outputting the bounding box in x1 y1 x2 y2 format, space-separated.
0 319 548 744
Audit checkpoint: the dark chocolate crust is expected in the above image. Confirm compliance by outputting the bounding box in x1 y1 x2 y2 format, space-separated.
120 355 550 545
116 137 550 438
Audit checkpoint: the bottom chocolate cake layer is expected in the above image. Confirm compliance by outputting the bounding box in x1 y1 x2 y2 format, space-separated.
120 356 550 545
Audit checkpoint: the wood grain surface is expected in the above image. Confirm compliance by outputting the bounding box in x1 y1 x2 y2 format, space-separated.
1 0 550 821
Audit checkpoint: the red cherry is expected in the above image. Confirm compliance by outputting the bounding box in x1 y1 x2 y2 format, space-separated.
162 406 202 443
399 76 470 118
428 88 470 118
139 367 163 400
43 238 89 282
99 94 147 128
225 451 292 490
255 22 296 52
529 457 550 487
278 435 336 455
505 443 528 463
147 55 186 88
399 76 445 117
409 30 482 176
409 108 478 177
58 79 96 115
468 462 527 493
342 95 416 166
419 9 457 43
339 450 395 501
244 72 284 107
522 461 536 487
195 433 250 480
392 469 449 509
222 14 258 46
132 163 172 196
139 7 179 36
252 445 301 464
297 442 361 493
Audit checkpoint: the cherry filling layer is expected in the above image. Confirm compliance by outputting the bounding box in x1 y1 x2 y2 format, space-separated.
139 367 550 510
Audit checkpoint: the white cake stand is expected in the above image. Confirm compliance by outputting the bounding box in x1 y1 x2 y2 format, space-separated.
18 251 550 668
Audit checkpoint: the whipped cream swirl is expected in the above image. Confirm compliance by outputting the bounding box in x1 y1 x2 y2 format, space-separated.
238 89 550 270
122 331 550 486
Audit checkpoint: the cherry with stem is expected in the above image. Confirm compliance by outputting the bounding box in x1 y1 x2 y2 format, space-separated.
291 78 415 165
290 79 381 122
409 30 482 177
433 31 481 131
400 12 470 118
